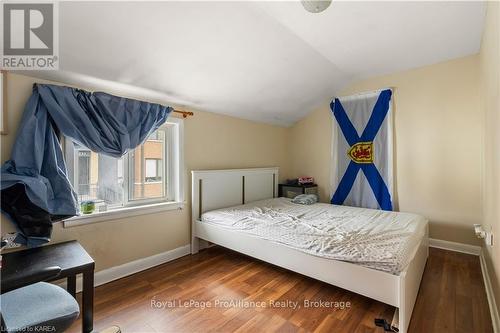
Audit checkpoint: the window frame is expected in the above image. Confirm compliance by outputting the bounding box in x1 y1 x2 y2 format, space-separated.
63 117 184 227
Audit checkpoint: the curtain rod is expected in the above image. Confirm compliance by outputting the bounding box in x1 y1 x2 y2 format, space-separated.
172 109 194 118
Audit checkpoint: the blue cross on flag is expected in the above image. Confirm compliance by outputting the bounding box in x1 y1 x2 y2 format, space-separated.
330 89 394 211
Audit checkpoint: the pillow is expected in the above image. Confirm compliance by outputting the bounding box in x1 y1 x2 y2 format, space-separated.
291 194 318 205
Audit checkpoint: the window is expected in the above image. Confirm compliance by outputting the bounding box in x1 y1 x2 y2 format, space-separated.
64 118 183 218
145 159 162 182
147 131 162 141
77 150 91 197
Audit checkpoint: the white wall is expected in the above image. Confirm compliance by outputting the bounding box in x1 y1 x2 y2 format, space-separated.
479 0 500 312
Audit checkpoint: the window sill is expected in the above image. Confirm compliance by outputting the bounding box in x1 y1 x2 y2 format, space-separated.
63 201 185 228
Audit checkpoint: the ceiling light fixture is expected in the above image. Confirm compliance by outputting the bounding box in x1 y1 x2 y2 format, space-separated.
301 0 332 13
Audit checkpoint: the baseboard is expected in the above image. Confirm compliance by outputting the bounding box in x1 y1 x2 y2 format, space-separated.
59 244 191 293
429 238 482 256
480 252 500 333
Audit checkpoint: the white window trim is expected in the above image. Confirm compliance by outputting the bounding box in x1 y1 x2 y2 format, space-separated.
63 201 184 227
63 117 185 228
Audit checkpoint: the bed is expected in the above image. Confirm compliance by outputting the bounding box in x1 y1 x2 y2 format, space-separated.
191 168 428 333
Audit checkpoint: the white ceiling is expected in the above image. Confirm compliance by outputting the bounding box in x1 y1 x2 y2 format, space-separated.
30 1 485 126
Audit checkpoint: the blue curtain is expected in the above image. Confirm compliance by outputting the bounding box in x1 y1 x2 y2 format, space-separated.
1 84 172 246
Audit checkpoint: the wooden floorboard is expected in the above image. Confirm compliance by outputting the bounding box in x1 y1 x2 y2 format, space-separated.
67 247 493 333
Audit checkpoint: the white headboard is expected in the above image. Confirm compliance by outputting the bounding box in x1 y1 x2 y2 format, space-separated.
191 167 279 251
191 167 278 220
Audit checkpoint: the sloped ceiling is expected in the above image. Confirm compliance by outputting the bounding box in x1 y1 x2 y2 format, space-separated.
28 1 485 126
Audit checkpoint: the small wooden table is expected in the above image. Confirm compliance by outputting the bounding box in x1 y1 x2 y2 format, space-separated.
1 240 95 333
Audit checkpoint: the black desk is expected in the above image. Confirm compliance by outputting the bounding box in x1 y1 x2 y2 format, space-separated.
1 240 95 333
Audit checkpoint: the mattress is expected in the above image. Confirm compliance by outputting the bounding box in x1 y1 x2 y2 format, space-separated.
201 198 428 274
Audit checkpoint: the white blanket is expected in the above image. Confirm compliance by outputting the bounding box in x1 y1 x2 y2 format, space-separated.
201 198 428 274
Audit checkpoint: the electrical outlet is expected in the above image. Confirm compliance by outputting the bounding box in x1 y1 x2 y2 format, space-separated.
486 232 494 246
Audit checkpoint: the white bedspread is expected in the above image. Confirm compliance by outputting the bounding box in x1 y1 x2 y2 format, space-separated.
201 198 428 274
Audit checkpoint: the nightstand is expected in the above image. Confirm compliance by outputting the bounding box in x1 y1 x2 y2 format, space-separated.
278 183 318 199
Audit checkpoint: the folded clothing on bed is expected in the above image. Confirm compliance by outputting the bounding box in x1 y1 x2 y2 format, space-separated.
201 198 428 275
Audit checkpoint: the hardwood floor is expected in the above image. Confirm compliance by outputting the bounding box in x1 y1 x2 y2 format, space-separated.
67 247 493 333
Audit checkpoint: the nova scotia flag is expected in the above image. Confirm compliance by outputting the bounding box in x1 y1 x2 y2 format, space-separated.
330 89 394 211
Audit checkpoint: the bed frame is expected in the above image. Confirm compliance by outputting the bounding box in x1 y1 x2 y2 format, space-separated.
191 167 428 333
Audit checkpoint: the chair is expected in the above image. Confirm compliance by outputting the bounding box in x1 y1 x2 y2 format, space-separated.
0 266 80 333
